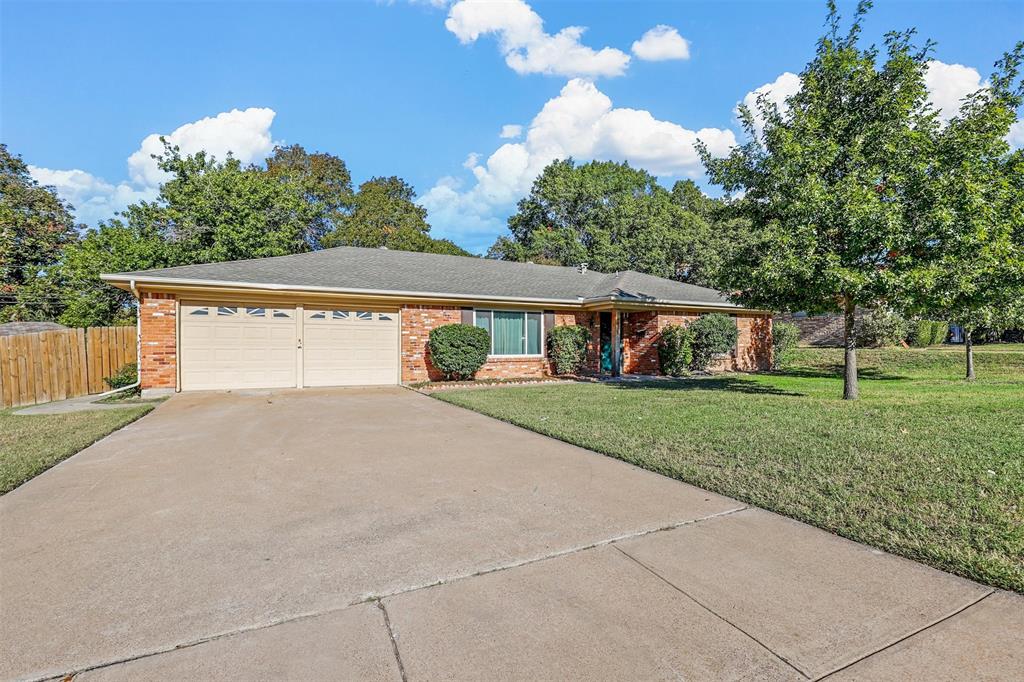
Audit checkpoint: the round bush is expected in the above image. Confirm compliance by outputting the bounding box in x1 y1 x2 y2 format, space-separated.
428 324 490 380
548 324 591 375
689 313 739 371
855 309 909 347
771 322 800 369
657 324 693 376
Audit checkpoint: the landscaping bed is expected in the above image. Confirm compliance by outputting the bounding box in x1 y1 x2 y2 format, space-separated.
0 406 154 494
434 347 1024 592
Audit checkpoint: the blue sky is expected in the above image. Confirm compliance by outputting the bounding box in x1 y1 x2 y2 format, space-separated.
3 0 1023 253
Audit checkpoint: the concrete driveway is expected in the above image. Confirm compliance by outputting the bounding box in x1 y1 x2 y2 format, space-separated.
1 387 1020 681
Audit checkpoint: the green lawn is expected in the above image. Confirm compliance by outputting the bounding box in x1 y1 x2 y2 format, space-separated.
0 406 154 495
435 347 1024 592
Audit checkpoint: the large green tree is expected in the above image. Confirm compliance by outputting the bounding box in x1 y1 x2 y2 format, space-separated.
701 1 942 400
913 51 1024 379
0 144 79 321
265 144 354 249
322 176 470 255
488 160 734 286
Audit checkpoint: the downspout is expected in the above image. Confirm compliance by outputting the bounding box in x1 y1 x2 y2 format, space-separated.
95 278 142 398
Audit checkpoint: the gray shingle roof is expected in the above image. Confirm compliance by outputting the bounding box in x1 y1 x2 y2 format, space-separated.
103 246 738 308
0 321 68 337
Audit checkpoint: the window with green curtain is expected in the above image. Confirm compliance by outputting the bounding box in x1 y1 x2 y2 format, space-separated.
475 310 543 355
526 312 541 354
493 311 523 354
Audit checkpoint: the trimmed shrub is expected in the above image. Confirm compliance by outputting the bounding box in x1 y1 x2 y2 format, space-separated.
103 362 137 390
855 309 910 347
911 319 948 347
689 313 739 371
548 324 591 375
657 324 693 376
911 320 933 347
428 324 490 380
771 322 800 369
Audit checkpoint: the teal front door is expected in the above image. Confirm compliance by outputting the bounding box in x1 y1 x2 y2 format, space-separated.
599 312 613 373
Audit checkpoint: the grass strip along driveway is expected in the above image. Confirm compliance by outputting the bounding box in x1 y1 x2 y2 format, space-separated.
0 406 153 494
436 348 1024 593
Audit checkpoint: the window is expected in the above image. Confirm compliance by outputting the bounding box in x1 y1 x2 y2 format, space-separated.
332 310 349 320
474 310 543 356
355 311 372 320
273 310 291 318
378 313 393 321
217 306 237 316
309 311 326 319
246 307 265 317
189 308 209 316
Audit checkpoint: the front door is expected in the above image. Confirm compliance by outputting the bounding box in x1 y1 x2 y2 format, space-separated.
599 312 612 374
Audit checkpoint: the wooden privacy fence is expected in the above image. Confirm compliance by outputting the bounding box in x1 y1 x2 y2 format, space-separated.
0 326 137 409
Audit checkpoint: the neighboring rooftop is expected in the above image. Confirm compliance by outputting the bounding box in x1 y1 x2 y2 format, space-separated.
103 246 738 307
0 321 68 337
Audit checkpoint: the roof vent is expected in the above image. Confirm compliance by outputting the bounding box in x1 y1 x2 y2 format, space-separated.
577 262 589 275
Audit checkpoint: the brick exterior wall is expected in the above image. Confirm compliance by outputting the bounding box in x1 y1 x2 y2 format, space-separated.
400 304 462 383
621 310 772 374
134 296 772 389
139 291 177 390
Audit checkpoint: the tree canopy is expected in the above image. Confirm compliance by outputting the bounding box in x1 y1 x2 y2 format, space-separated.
0 144 80 322
51 142 469 327
701 1 951 399
487 159 744 289
910 47 1024 378
322 176 469 255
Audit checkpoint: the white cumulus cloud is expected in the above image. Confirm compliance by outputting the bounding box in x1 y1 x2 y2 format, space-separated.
924 60 986 122
444 0 630 78
499 124 523 139
127 107 276 187
28 107 278 226
736 72 801 138
1009 120 1024 149
631 25 690 61
28 166 158 226
420 78 736 249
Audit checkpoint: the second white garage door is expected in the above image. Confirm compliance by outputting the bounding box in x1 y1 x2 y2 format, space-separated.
302 308 400 386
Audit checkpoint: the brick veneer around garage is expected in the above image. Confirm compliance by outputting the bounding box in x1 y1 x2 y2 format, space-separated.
139 291 177 390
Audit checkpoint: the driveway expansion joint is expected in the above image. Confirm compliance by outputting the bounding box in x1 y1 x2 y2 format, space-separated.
377 600 408 682
813 588 997 680
613 544 812 680
33 505 748 682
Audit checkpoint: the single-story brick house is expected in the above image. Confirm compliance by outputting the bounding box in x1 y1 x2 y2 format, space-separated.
102 246 773 394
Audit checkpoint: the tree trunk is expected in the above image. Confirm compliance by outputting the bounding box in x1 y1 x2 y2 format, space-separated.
965 328 975 381
843 301 859 400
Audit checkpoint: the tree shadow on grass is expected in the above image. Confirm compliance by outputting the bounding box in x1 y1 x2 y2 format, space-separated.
605 376 805 397
778 367 910 381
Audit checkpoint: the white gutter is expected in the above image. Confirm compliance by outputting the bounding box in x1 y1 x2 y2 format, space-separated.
94 278 142 398
100 274 586 305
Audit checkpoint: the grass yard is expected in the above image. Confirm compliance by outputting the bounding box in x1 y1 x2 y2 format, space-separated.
0 406 154 495
436 347 1024 592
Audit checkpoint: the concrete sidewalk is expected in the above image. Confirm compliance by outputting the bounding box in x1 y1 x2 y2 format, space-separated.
1 387 1019 680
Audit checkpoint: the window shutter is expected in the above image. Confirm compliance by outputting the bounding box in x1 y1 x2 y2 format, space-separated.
543 311 555 356
461 307 473 325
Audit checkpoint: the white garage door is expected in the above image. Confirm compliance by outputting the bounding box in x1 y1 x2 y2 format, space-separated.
180 303 297 391
303 308 399 386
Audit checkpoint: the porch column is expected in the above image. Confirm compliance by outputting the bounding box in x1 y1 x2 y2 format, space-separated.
611 311 621 377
